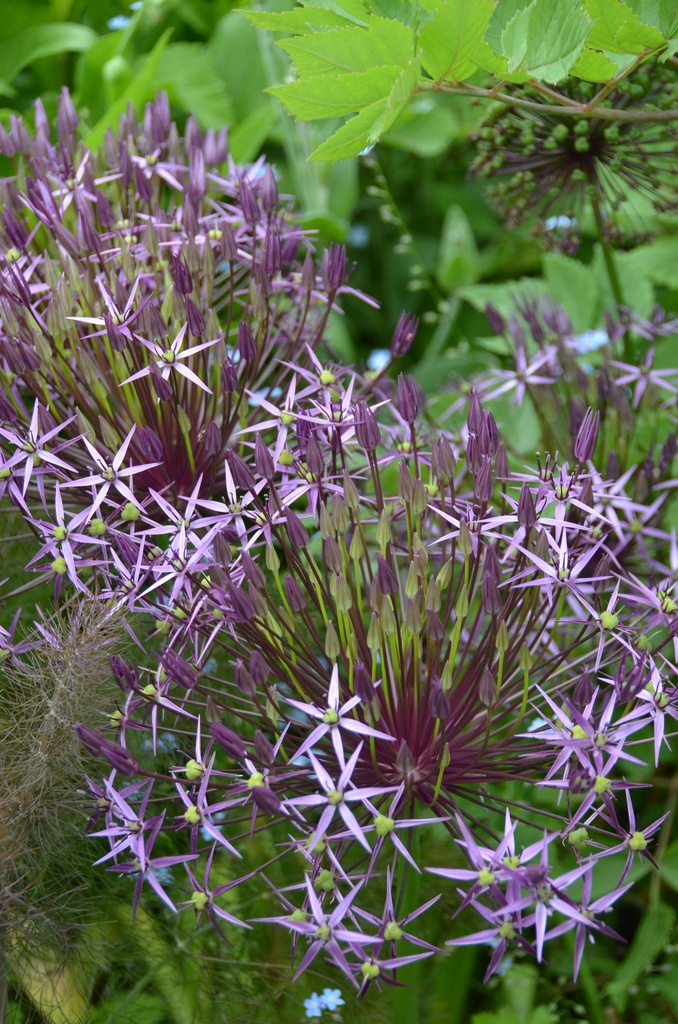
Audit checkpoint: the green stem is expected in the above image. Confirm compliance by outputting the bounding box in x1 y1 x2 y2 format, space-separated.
591 196 630 361
394 828 422 1024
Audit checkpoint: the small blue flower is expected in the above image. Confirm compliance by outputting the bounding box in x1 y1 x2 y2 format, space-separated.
320 988 345 1010
107 15 131 29
304 993 324 1018
570 328 609 354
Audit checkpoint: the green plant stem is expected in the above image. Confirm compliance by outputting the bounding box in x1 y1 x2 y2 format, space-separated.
395 828 422 1024
591 196 630 361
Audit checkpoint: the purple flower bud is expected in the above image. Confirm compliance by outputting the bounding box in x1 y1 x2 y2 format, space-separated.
228 583 257 622
485 302 505 335
494 442 511 480
238 320 256 362
517 483 537 530
172 253 193 296
161 650 198 689
227 449 256 492
430 678 451 719
255 434 275 480
285 509 309 550
574 407 600 462
284 573 307 611
220 220 238 260
301 251 316 292
322 243 347 292
241 550 265 590
467 389 482 434
354 402 380 452
432 436 456 483
211 722 246 759
136 166 153 202
0 393 18 424
254 729 275 768
617 658 648 703
261 166 279 213
220 358 238 393
479 411 499 456
479 668 497 708
376 553 399 596
185 297 205 337
204 125 228 165
75 724 138 777
354 661 376 703
573 667 594 707
239 176 259 226
249 651 270 686
203 420 221 456
110 656 138 691
474 457 494 502
391 311 419 358
264 227 281 276
251 785 283 816
57 87 79 136
235 658 255 696
397 373 420 423
150 364 173 401
323 535 343 575
305 434 325 478
137 426 165 463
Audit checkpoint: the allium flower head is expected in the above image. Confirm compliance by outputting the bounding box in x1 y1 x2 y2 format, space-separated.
471 66 678 251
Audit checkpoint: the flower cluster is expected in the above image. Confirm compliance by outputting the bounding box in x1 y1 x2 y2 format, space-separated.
470 65 678 251
0 89 370 504
1 94 677 998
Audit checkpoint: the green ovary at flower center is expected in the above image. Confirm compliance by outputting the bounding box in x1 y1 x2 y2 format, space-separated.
374 814 394 836
161 350 175 363
247 772 265 789
498 921 515 940
361 963 380 980
191 891 209 911
323 708 339 724
185 759 204 780
183 805 201 825
571 725 587 740
628 831 648 851
327 789 343 805
315 924 331 941
52 525 67 541
478 869 495 886
502 855 520 869
384 922 402 941
594 775 611 795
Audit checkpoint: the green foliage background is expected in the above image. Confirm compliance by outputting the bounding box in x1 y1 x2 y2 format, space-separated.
2 1 678 1022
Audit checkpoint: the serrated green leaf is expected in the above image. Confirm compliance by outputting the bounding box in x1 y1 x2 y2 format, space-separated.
502 0 591 82
309 100 388 159
0 22 96 86
584 0 666 52
419 0 495 82
270 65 401 120
84 30 172 151
606 902 675 1012
571 46 618 79
367 59 419 141
485 0 532 52
624 0 678 35
371 0 420 25
299 0 369 28
246 7 361 35
280 15 413 76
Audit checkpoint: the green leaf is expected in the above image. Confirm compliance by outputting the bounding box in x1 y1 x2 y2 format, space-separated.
383 102 462 156
371 0 421 25
0 22 96 88
628 0 678 33
270 65 402 120
309 100 388 159
437 204 480 289
584 0 666 52
246 7 361 35
502 0 591 82
84 30 172 151
154 43 234 128
571 46 619 79
543 253 598 331
419 0 495 82
606 902 675 1012
659 837 678 892
621 237 678 290
367 59 419 141
299 0 370 28
280 15 413 76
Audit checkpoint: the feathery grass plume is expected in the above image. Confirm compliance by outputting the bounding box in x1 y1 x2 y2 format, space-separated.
70 376 678 993
470 64 678 252
0 90 370 504
0 597 126 1015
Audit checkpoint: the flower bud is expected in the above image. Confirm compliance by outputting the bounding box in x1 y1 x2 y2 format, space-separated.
211 722 246 759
